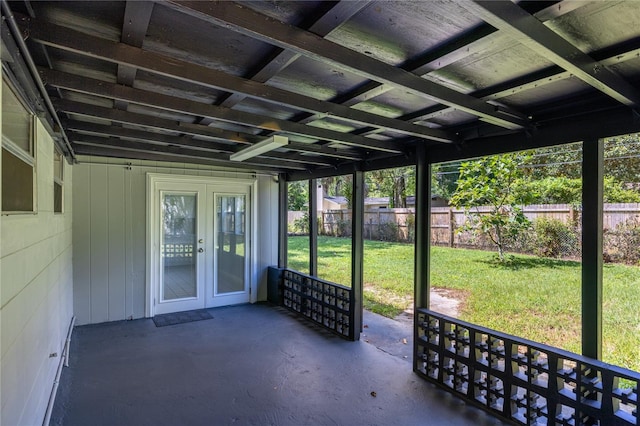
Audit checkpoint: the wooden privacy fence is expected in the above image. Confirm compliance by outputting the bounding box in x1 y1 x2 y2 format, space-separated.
432 203 640 247
288 203 640 246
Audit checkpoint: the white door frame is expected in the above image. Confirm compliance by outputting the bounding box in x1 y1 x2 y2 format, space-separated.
146 173 258 317
206 186 251 308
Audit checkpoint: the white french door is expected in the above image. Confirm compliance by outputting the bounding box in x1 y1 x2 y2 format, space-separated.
206 187 250 308
148 175 253 316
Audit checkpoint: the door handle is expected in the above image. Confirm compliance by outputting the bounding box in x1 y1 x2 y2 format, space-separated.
198 248 204 253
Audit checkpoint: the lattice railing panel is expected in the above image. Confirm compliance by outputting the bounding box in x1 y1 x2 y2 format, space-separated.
415 308 639 425
282 269 354 340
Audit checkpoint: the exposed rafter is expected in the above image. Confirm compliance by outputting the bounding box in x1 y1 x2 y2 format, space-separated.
55 98 253 142
9 0 640 176
469 0 640 107
64 119 359 163
115 1 154 110
41 69 406 153
24 19 452 144
287 105 640 181
65 121 335 167
214 0 370 111
166 1 529 130
294 0 587 133
71 144 287 171
66 120 250 150
70 134 307 170
390 40 640 126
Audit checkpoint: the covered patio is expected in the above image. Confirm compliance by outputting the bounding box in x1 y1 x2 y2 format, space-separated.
50 304 506 426
1 1 639 425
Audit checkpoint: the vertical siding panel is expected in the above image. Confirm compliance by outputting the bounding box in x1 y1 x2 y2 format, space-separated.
256 176 278 301
72 165 92 324
1 120 75 425
131 167 148 318
108 165 126 321
90 165 109 323
257 177 267 301
74 160 279 323
124 165 134 319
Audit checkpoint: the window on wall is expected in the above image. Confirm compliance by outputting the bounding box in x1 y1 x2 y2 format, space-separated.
2 75 36 213
53 148 63 213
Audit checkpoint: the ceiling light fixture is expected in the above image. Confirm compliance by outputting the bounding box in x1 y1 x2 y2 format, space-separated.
230 135 289 162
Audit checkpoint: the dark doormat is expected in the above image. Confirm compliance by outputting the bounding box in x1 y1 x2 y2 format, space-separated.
153 309 213 327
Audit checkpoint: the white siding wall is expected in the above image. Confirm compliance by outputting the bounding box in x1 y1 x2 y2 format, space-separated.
1 120 74 426
257 175 279 301
73 158 279 325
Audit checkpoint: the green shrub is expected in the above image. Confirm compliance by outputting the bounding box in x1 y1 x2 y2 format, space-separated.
534 217 579 258
604 217 640 265
378 222 399 241
292 212 309 235
604 177 640 203
406 213 415 243
513 176 640 204
337 219 351 237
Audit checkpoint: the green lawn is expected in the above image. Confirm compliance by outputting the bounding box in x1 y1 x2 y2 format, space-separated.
287 235 640 373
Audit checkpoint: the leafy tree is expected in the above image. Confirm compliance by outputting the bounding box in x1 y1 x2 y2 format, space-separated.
602 134 640 184
521 137 640 186
512 176 640 204
450 154 531 261
603 176 640 202
521 142 583 179
320 175 352 207
366 167 415 207
287 181 308 211
432 161 460 200
512 176 582 205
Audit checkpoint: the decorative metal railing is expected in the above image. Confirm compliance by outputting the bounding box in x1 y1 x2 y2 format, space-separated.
280 269 355 340
415 308 638 425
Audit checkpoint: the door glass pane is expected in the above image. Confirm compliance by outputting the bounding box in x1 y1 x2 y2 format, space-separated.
217 195 245 294
162 194 197 300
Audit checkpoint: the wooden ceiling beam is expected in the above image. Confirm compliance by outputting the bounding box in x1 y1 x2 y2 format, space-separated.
64 120 363 165
469 0 640 107
70 135 308 170
66 119 243 151
41 68 405 153
294 0 583 131
214 0 370 111
54 98 258 143
24 19 451 143
166 1 529 130
71 143 288 171
66 120 336 167
396 39 640 126
115 1 154 110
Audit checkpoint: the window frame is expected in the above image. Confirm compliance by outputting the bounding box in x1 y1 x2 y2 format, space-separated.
2 74 37 215
53 146 63 214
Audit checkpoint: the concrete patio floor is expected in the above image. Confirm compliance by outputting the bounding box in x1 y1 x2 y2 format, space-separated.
51 304 507 426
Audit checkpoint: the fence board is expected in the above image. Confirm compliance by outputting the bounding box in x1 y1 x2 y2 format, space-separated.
288 204 640 251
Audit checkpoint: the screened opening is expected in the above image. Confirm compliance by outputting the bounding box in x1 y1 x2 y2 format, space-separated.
286 180 310 274
363 166 416 318
600 133 640 374
317 175 352 287
430 147 583 354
